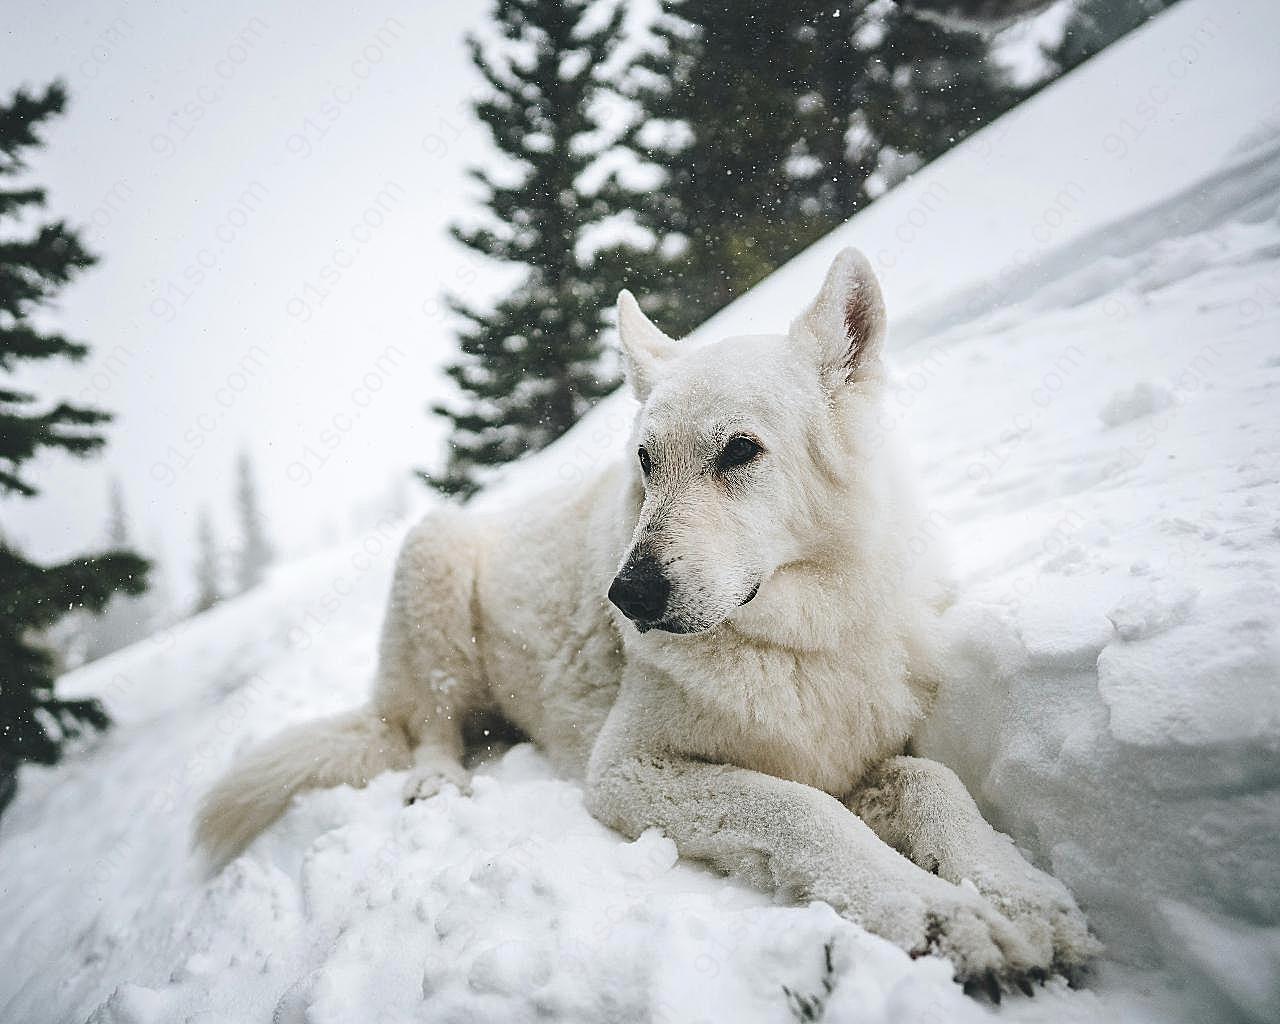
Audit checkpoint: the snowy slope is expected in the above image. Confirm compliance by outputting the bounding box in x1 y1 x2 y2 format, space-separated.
908 153 1280 1022
3 0 1280 1021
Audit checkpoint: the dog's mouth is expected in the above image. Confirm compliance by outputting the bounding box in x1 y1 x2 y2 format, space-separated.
635 582 761 635
635 617 698 635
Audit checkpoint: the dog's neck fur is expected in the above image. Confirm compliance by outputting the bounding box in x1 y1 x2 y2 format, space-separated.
622 533 922 793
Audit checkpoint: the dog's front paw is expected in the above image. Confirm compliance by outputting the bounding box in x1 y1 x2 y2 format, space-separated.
972 863 1101 979
862 875 1040 997
402 763 471 805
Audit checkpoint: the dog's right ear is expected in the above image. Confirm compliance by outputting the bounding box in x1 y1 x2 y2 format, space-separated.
617 290 676 401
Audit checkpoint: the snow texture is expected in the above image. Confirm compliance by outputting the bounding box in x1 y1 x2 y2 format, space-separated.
3 0 1279 1020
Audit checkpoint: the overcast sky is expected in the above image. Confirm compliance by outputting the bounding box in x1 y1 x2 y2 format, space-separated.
2 0 514 598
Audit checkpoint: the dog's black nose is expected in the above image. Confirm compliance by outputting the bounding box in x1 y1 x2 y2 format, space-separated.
608 556 670 624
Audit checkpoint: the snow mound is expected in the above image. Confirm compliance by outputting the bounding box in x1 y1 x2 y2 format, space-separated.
1105 582 1198 641
1097 581 1278 749
1098 381 1177 429
906 140 1280 1021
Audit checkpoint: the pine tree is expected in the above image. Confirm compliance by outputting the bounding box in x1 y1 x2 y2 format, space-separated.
142 529 173 634
629 3 1028 331
0 81 149 811
422 0 643 498
896 0 1057 35
626 2 826 336
844 2 1026 191
792 5 878 227
192 509 222 614
1045 0 1179 76
773 1 1031 218
84 479 154 660
234 448 272 593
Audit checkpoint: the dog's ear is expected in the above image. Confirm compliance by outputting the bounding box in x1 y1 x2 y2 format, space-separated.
617 290 676 401
795 247 886 385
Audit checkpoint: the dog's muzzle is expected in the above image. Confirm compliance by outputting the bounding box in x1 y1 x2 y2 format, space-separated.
608 555 670 630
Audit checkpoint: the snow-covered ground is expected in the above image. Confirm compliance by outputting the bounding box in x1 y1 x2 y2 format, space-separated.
3 1 1279 1021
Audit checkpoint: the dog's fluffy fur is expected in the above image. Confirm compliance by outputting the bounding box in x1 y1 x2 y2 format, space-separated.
197 249 1098 988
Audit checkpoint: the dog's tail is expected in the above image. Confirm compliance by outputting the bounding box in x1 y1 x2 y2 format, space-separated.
194 707 412 869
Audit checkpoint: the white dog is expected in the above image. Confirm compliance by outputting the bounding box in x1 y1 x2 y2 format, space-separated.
197 249 1098 994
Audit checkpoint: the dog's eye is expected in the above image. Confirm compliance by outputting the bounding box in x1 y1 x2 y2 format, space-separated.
717 435 762 470
637 446 652 476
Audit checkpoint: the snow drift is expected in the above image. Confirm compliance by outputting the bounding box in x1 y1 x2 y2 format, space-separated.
2 0 1279 1020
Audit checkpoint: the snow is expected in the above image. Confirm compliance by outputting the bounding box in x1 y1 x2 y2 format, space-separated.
1098 381 1178 430
905 194 1280 1017
4 0 1280 1020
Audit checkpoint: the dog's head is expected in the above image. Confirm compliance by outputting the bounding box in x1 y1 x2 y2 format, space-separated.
608 247 887 635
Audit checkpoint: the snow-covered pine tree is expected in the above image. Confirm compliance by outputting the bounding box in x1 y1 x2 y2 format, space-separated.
84 479 155 659
1045 0 1179 77
897 0 1055 34
839 1 1027 195
791 4 880 229
626 2 826 336
142 529 173 633
0 81 149 813
104 476 128 547
629 2 1029 331
234 448 272 593
192 509 222 614
421 0 644 499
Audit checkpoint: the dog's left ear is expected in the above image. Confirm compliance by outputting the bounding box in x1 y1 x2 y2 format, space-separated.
617 290 676 401
795 247 887 385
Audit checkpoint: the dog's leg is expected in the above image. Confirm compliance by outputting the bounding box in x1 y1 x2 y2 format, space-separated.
588 703 1038 988
372 514 488 806
401 712 471 804
848 755 1100 976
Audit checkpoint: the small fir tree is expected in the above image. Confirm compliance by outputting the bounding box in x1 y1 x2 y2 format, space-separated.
0 81 149 812
84 479 154 659
192 509 222 614
422 0 643 498
234 448 272 593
